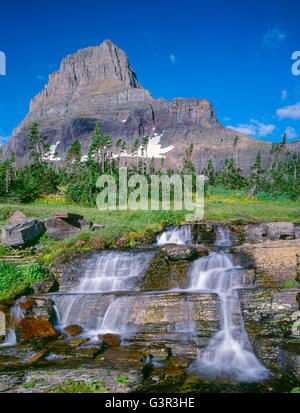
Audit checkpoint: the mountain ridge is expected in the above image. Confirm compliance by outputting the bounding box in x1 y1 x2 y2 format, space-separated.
2 39 300 170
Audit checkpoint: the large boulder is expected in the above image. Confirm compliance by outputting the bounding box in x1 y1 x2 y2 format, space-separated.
64 324 83 337
1 218 45 247
15 317 59 346
44 212 93 240
160 245 197 261
243 222 295 243
264 222 295 241
232 239 300 286
98 333 121 347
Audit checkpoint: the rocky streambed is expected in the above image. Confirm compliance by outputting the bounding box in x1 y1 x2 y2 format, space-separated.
0 222 299 393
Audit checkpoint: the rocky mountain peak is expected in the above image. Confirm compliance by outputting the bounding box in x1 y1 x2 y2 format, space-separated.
29 39 145 112
4 38 294 172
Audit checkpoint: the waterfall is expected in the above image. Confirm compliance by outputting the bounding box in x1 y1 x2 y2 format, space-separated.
85 295 138 339
187 248 269 382
0 298 25 347
54 251 153 329
73 251 153 293
157 225 191 245
10 297 26 327
0 329 16 347
215 224 231 247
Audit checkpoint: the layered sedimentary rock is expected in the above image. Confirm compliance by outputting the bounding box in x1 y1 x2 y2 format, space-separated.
3 39 299 170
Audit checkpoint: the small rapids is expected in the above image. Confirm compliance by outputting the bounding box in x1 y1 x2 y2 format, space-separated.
186 228 269 382
157 225 191 245
53 251 153 330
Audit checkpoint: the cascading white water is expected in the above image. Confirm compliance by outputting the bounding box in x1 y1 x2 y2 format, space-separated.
85 295 137 339
10 297 26 326
0 329 16 347
215 225 231 247
0 298 25 347
55 251 153 329
157 225 191 245
187 241 269 381
74 251 152 293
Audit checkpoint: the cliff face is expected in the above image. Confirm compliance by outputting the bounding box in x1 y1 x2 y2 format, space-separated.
2 39 299 170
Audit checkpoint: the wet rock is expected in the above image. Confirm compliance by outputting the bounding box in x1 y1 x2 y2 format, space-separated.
47 339 102 359
160 245 197 260
52 250 99 291
102 292 220 337
0 299 14 316
19 298 36 311
98 333 121 347
22 297 55 322
296 254 300 283
0 372 25 392
64 325 83 337
193 244 211 257
169 356 190 369
0 355 23 366
243 224 268 243
232 239 300 286
191 223 213 244
15 318 59 346
141 252 171 291
32 278 58 294
279 344 300 382
95 346 146 364
1 218 46 248
239 287 299 373
7 365 140 393
243 222 295 243
144 365 186 388
31 306 54 321
67 338 89 347
68 345 102 358
26 349 49 365
295 224 300 240
265 222 295 241
141 251 192 291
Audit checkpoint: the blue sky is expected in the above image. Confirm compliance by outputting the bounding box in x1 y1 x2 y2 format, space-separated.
0 0 300 145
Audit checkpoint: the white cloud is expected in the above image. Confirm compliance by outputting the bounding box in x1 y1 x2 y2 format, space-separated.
169 53 176 64
37 75 46 81
227 124 256 136
0 136 9 146
281 89 287 100
276 101 300 120
224 116 231 121
263 27 286 49
227 119 276 137
284 127 298 140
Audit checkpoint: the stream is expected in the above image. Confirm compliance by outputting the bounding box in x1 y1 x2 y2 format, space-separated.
0 223 298 393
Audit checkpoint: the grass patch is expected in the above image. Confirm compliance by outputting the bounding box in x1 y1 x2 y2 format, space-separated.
0 196 299 265
290 387 300 393
282 279 297 288
116 375 128 383
0 262 50 300
52 380 107 393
